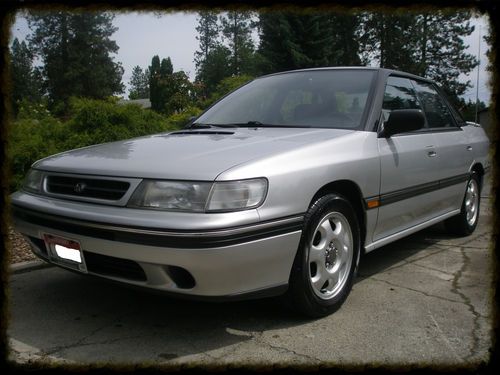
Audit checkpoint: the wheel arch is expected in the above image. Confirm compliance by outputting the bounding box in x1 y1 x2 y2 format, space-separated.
309 180 367 248
470 162 485 191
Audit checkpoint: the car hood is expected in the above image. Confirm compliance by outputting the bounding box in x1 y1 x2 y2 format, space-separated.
34 128 355 180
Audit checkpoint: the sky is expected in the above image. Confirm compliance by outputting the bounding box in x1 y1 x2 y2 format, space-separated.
10 11 492 104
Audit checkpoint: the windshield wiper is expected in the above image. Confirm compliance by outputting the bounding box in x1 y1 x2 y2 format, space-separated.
190 121 313 129
243 121 264 127
221 121 313 128
218 121 265 127
188 123 211 129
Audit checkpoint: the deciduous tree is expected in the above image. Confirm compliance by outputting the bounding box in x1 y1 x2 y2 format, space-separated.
149 55 194 115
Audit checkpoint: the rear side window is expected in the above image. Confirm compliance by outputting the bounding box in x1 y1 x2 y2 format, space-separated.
411 80 457 128
381 77 421 123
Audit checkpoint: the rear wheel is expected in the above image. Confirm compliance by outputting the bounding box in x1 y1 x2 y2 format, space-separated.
287 194 360 318
445 172 480 236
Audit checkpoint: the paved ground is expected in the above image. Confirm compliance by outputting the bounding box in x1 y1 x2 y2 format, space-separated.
6 183 495 369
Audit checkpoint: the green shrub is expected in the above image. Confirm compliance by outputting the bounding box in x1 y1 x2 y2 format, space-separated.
7 106 66 192
164 106 203 128
8 97 180 192
64 97 175 149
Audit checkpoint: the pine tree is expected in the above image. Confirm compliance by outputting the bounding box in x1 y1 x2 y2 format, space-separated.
290 13 334 68
128 65 149 99
194 11 219 72
258 12 299 74
194 11 227 97
258 11 357 74
156 57 174 110
359 12 418 70
413 12 477 103
220 11 256 75
160 57 173 76
149 55 161 111
359 11 477 104
483 33 493 73
27 11 124 108
326 13 362 66
10 38 42 114
196 45 232 97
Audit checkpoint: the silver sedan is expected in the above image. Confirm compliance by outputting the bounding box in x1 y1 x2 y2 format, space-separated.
11 67 490 317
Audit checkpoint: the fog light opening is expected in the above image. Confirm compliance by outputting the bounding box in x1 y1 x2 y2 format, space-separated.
165 266 196 289
27 236 48 256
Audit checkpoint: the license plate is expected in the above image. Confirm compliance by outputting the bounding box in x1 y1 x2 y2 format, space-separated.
43 234 87 273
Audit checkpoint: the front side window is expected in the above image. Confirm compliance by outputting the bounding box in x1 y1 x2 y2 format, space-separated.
411 80 457 128
381 76 422 124
196 70 376 130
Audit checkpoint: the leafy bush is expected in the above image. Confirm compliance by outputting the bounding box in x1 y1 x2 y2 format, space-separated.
64 97 173 148
7 103 66 191
8 97 179 192
164 106 203 128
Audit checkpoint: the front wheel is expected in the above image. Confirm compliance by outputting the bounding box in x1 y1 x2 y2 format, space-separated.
445 172 481 236
287 194 360 318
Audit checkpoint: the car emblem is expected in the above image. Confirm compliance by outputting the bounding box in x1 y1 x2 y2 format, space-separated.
74 182 86 193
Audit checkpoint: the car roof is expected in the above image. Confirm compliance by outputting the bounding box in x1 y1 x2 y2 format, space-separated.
261 66 434 84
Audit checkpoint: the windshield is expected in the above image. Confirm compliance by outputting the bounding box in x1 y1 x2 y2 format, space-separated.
196 69 376 129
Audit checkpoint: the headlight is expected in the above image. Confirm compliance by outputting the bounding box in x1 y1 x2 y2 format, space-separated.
206 178 267 212
23 169 44 193
128 178 267 212
128 180 212 212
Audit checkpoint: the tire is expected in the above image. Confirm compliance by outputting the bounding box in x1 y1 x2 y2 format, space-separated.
444 172 481 236
287 194 360 318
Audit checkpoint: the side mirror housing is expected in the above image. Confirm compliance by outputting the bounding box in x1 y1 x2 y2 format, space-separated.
382 109 425 137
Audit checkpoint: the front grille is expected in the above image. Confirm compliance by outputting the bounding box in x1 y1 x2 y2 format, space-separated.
83 251 147 282
46 176 130 200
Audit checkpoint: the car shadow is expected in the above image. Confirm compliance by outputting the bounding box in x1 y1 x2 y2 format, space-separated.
356 221 453 281
10 263 308 363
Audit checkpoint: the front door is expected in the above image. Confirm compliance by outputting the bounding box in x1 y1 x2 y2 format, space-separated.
374 76 442 241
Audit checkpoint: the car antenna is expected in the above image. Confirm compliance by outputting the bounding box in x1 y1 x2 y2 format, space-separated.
475 24 481 124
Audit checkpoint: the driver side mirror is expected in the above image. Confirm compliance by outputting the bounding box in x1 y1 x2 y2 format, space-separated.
382 109 425 137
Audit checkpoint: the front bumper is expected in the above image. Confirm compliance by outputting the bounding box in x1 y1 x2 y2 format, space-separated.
10 193 303 299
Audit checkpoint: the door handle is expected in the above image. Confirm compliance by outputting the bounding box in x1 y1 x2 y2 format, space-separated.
467 146 473 151
428 150 437 157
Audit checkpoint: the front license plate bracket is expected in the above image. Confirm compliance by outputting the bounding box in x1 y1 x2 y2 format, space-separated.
43 233 88 273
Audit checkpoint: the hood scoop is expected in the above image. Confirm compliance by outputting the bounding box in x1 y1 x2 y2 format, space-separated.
168 130 235 136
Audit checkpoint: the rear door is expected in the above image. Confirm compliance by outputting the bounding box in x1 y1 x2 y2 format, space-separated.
410 80 472 213
374 76 442 241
